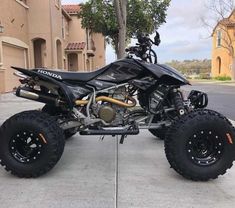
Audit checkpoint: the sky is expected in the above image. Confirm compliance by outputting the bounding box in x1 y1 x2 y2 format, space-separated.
62 0 213 64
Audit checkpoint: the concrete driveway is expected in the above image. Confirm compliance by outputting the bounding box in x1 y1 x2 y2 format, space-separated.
0 93 235 208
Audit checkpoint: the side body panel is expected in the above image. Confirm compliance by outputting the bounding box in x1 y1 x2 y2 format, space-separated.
135 60 190 85
87 59 144 90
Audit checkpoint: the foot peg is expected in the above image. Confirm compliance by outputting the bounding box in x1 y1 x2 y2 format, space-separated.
120 135 127 144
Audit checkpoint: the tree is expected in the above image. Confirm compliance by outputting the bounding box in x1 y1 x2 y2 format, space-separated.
202 0 235 80
165 59 211 75
113 0 127 58
79 0 170 59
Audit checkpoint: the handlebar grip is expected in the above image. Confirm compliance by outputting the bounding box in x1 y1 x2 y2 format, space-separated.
126 46 139 53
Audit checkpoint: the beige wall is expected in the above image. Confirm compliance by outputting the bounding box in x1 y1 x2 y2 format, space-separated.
62 15 70 70
68 16 86 43
28 0 58 69
211 27 235 77
68 24 106 71
212 32 232 77
49 0 64 69
0 70 5 93
0 0 29 45
0 0 29 92
211 12 235 78
0 0 106 93
2 43 24 92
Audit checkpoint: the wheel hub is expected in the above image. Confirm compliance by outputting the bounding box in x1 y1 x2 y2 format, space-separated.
9 131 44 163
187 130 224 166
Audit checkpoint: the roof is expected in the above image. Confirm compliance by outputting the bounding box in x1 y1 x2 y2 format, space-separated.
62 4 81 14
62 8 72 20
212 10 235 35
65 42 86 51
219 18 235 27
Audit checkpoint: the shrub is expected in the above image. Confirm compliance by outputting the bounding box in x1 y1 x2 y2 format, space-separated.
214 75 232 81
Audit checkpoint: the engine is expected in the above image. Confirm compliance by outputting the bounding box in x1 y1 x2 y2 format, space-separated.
98 105 116 123
93 86 131 125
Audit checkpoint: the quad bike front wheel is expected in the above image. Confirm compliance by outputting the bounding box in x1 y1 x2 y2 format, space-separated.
149 128 167 140
149 113 177 140
149 115 168 140
0 111 65 178
164 109 235 181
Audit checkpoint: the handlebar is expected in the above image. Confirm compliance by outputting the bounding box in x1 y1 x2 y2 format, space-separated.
125 32 160 64
137 34 157 46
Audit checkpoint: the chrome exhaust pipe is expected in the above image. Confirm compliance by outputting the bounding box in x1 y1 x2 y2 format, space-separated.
18 89 39 100
16 87 64 105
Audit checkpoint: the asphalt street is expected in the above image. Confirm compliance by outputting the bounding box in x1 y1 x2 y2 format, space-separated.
183 82 235 121
0 82 235 208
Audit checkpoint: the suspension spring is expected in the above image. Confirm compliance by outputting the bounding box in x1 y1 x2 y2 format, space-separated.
172 90 185 116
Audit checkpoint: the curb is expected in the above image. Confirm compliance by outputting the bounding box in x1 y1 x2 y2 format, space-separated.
230 119 235 127
191 80 235 86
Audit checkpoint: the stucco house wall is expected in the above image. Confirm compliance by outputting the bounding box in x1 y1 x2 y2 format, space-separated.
211 10 235 78
0 0 106 93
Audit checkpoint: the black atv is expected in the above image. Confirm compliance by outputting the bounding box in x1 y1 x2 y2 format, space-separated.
0 32 234 180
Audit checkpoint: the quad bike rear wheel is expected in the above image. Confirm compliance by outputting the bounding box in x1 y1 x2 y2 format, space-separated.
42 105 78 139
0 111 65 178
164 109 235 181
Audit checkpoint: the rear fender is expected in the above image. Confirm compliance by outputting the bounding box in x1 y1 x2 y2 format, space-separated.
12 67 75 109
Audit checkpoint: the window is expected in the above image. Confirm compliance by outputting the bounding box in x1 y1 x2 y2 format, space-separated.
217 57 222 74
216 30 222 47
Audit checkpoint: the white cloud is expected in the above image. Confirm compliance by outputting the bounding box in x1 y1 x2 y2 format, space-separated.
167 0 208 29
61 0 214 64
155 0 213 62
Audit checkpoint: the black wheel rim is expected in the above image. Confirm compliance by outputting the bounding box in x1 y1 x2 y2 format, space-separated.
186 130 224 166
9 131 45 163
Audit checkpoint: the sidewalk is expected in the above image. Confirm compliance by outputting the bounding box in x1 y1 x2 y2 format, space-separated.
191 79 235 86
0 94 235 208
0 93 43 124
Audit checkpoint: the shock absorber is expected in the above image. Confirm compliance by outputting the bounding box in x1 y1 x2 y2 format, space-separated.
172 89 185 116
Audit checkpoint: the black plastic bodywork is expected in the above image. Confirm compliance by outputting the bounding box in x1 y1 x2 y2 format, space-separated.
12 58 190 108
29 58 189 88
90 59 189 88
12 67 76 108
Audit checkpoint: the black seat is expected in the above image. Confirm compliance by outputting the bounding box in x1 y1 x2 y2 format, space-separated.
34 65 109 82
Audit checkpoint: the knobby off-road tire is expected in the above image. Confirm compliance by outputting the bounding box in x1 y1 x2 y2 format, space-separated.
164 109 235 181
149 128 167 140
0 111 65 178
42 105 78 139
149 115 168 140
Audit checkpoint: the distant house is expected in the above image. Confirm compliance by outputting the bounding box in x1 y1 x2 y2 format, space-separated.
211 10 235 79
0 0 106 93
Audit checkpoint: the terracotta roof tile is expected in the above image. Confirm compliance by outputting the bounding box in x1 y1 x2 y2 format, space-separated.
219 18 235 27
65 42 86 50
62 4 81 14
212 10 235 36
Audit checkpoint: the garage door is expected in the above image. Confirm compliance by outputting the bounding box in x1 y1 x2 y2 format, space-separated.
3 43 26 92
